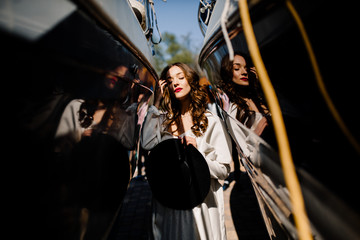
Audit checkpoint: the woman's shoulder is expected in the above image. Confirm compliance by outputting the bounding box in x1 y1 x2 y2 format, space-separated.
66 99 84 108
147 105 167 117
205 109 216 117
61 99 84 115
205 110 223 125
228 101 238 111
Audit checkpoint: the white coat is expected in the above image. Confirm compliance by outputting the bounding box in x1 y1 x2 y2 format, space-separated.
141 106 232 240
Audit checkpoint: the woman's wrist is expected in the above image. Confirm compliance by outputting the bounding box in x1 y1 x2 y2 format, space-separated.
154 99 161 109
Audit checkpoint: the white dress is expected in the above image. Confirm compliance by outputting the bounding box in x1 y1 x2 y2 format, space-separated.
141 106 233 240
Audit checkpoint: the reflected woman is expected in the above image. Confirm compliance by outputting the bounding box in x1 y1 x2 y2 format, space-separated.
141 62 232 240
52 65 140 237
220 52 271 136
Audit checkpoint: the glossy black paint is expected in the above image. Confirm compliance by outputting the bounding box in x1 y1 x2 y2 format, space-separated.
2 8 156 239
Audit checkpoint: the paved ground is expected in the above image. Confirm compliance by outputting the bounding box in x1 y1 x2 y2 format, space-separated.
109 171 269 240
108 176 153 240
223 180 238 240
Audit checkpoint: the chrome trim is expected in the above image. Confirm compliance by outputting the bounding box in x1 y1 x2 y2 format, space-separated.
74 0 158 81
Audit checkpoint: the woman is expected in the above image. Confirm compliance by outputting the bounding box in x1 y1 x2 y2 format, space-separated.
53 66 139 238
141 62 232 239
220 52 271 136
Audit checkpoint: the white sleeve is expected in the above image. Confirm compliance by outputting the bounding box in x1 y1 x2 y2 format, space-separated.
54 99 83 142
140 105 164 150
198 113 232 180
112 103 138 150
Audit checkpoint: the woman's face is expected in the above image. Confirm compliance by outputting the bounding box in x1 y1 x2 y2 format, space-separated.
105 65 128 89
166 66 191 101
232 55 249 86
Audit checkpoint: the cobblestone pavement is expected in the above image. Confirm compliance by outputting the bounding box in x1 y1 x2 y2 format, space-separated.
108 176 153 240
109 172 269 240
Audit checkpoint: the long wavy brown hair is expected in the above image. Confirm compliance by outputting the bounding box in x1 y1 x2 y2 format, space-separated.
160 62 208 137
220 52 270 126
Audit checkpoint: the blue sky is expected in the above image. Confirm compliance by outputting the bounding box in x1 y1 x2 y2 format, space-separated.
154 0 205 52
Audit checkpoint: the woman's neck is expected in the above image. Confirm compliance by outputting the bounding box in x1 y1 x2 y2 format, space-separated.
179 96 192 115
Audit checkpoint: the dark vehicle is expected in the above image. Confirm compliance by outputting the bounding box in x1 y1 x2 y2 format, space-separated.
197 0 360 239
1 0 159 239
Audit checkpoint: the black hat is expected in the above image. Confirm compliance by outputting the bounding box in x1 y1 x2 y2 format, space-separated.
69 134 130 211
145 138 210 210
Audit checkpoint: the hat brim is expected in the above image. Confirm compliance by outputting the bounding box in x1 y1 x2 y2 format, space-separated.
146 138 210 210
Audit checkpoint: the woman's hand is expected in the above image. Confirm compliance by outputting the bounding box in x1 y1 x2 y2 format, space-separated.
181 136 197 148
154 79 167 108
82 128 93 137
249 67 258 79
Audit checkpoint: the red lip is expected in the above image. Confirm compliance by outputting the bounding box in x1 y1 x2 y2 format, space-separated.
174 88 182 93
240 77 248 81
107 76 118 84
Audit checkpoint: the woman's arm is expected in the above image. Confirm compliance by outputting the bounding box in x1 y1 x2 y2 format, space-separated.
140 105 164 150
199 113 233 180
54 99 84 152
111 103 138 150
141 79 168 150
55 99 83 141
